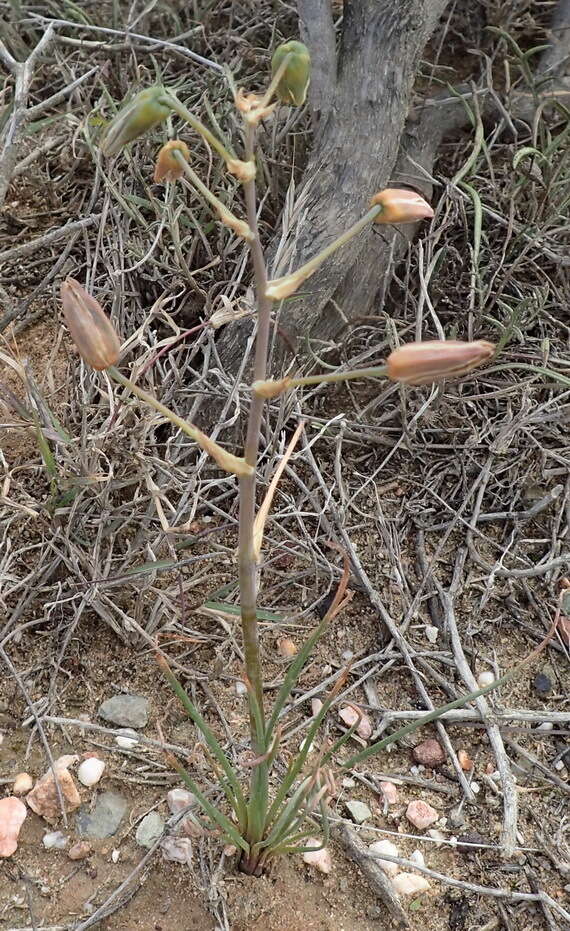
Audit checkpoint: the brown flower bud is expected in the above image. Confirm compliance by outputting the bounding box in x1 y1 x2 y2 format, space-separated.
370 188 434 224
61 278 120 370
154 140 190 183
387 340 495 385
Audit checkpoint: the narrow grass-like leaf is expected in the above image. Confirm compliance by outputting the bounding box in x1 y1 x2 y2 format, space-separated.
266 618 328 739
167 755 249 854
158 656 247 825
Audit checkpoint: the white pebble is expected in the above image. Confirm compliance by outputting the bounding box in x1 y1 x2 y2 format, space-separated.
536 722 554 731
554 759 566 772
342 777 356 789
77 758 106 787
43 831 67 850
302 838 332 874
427 829 446 846
111 848 120 863
115 728 139 749
425 625 439 644
12 772 33 795
470 780 480 794
392 873 430 896
368 839 399 877
477 671 495 689
410 849 425 868
235 681 247 697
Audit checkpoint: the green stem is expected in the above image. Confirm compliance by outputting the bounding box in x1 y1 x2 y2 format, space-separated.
173 150 252 238
161 92 234 165
107 366 251 477
238 122 272 745
287 365 389 389
265 205 381 299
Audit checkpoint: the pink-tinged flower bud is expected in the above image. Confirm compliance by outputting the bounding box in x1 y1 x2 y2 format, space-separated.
101 86 171 157
154 140 190 183
61 278 120 370
370 188 434 224
271 40 311 106
387 340 495 385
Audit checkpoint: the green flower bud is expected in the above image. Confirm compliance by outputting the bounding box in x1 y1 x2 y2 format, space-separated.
101 86 171 157
271 41 311 107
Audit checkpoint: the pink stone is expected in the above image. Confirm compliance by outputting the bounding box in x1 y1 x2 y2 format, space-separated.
68 841 92 860
26 755 81 825
406 800 439 830
339 704 373 741
0 797 27 857
412 739 446 768
379 781 399 805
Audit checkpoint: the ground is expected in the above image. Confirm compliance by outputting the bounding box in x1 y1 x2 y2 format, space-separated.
1 2 569 930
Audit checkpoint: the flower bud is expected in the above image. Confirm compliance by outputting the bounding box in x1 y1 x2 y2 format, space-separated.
153 139 190 183
387 340 495 385
101 86 171 157
370 188 434 224
61 278 120 370
271 40 311 107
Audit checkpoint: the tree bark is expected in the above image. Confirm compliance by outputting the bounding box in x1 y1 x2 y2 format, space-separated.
218 0 451 373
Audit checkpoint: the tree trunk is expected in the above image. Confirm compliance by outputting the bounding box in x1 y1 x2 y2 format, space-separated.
217 0 451 373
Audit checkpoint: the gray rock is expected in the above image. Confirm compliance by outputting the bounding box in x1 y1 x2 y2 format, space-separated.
135 811 165 848
43 830 68 849
345 800 372 824
98 694 149 728
448 805 466 829
76 792 128 839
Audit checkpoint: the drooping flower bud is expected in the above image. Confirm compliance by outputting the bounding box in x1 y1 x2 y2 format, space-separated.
61 277 121 370
386 340 494 385
101 86 171 157
370 188 434 224
153 140 190 183
271 40 311 107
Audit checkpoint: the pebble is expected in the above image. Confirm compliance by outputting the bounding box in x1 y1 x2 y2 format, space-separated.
98 695 149 728
345 800 372 824
302 838 332 874
477 671 495 689
68 841 91 860
0 797 27 858
412 739 445 768
115 728 139 749
457 750 473 771
26 755 81 825
111 848 120 863
339 704 373 740
425 625 439 644
554 759 565 772
235 681 247 697
43 831 67 850
166 789 201 837
536 722 554 732
379 781 398 805
311 699 323 716
342 777 356 789
427 829 446 846
448 805 466 828
135 811 165 848
368 839 399 877
366 905 382 920
12 772 33 795
410 849 425 868
161 835 193 865
277 637 297 658
457 832 489 854
76 791 128 839
470 780 480 794
392 873 430 896
77 758 106 787
406 800 439 830
533 673 552 695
